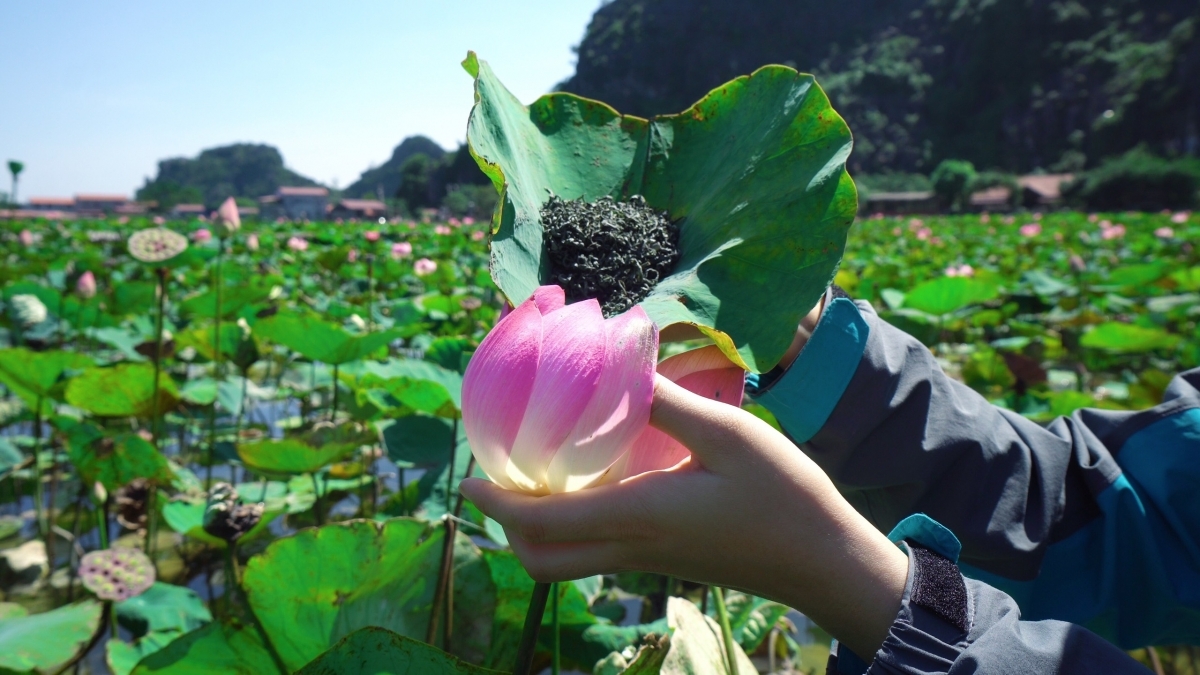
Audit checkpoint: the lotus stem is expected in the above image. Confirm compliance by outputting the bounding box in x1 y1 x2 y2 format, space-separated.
97 494 110 550
330 364 339 422
431 455 476 653
366 254 375 332
311 472 324 526
32 396 45 537
713 587 739 675
399 467 408 516
514 581 552 675
45 444 60 573
552 582 560 675
206 240 225 491
227 543 289 675
445 418 458 513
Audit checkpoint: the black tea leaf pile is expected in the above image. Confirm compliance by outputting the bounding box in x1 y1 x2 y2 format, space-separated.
541 194 680 317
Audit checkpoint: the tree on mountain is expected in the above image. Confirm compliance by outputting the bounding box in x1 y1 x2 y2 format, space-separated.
136 143 320 210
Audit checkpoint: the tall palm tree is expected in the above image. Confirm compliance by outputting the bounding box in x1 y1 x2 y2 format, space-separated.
7 161 23 205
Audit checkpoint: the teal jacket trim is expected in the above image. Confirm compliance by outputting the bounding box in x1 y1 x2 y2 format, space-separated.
749 297 869 443
888 514 963 562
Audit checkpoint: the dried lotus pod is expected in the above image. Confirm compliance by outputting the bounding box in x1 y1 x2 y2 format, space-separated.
79 547 155 601
202 483 264 543
115 478 150 530
127 227 188 264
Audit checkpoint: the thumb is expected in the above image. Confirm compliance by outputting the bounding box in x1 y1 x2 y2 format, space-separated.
649 373 757 471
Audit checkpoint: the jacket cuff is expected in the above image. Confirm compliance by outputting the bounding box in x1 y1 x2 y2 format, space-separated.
747 293 870 443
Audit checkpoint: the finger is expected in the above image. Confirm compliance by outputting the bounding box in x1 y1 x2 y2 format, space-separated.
506 534 631 582
459 476 661 545
649 374 766 470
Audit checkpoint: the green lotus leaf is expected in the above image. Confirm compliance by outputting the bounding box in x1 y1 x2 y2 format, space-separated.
295 627 502 675
242 518 495 671
902 277 1000 316
350 358 463 417
464 51 857 372
130 620 280 675
179 275 281 319
65 362 179 417
253 310 403 365
0 600 103 674
1080 322 1181 353
0 347 93 412
237 422 375 475
65 426 175 491
116 582 212 638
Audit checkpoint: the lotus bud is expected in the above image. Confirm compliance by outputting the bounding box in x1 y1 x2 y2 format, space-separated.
413 258 437 276
348 314 367 332
18 229 34 247
391 242 412 259
246 233 260 251
287 236 309 251
9 294 48 326
462 285 658 494
193 228 212 244
364 230 381 242
237 317 252 339
76 271 97 299
347 249 358 263
214 197 241 236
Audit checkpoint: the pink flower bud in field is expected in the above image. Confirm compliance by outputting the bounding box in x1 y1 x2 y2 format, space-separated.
1172 212 1189 224
193 228 212 244
1101 224 1125 240
1019 223 1041 238
892 227 902 236
449 218 461 227
1155 227 1175 239
980 213 991 223
287 236 309 252
413 258 437 276
945 266 959 277
364 230 381 242
1070 253 1086 272
1088 214 1099 223
1053 232 1063 242
215 197 241 236
463 217 476 225
246 233 259 251
390 242 412 259
435 225 452 235
18 229 33 247
153 216 166 225
462 285 659 494
76 271 97 299
916 228 931 241
347 249 358 263
471 230 486 241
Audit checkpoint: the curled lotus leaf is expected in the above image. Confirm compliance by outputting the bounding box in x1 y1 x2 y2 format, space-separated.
128 227 189 264
464 51 857 372
79 547 156 602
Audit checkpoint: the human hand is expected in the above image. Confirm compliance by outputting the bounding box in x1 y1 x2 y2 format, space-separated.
460 371 907 658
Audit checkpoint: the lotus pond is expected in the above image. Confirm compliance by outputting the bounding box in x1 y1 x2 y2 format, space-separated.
0 208 1196 675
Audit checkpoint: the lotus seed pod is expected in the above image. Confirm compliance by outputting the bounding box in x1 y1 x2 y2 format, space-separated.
79 547 155 601
127 227 188 263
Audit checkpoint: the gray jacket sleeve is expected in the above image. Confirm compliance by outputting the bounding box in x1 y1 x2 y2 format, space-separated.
833 537 1146 675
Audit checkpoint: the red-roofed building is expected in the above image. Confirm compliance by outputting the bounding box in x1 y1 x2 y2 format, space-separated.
259 186 328 220
74 194 130 216
330 198 388 220
170 203 206 219
28 197 75 211
1018 174 1073 206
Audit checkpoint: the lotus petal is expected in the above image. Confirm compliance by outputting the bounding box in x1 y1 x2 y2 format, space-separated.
545 305 658 492
461 299 543 491
506 299 607 493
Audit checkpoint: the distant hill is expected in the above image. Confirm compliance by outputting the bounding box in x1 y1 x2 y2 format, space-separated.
343 136 447 199
559 0 1200 175
136 143 321 210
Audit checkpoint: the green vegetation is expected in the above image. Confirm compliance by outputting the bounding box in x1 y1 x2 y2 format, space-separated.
1064 147 1200 211
136 144 321 210
561 0 1199 175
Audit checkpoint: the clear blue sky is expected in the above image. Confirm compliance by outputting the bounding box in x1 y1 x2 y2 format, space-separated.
0 0 602 199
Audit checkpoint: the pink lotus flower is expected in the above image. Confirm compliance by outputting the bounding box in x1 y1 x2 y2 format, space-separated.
347 249 358 263
215 197 241 236
435 225 452 235
600 344 745 485
286 236 309 251
193 228 212 243
1155 227 1175 239
908 218 924 231
892 227 902 236
153 216 166 225
463 217 476 225
471 230 486 241
462 285 658 494
1172 212 1190 224
1019 223 1041 238
390 242 412 259
1033 212 1043 221
980 213 991 223
1088 214 1099 223
1101 224 1126 240
18 229 33 247
364 230 381 242
915 227 932 241
945 264 975 278
76 271 97 299
246 233 259 251
449 218 461 227
413 258 438 276
1070 253 1086 272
